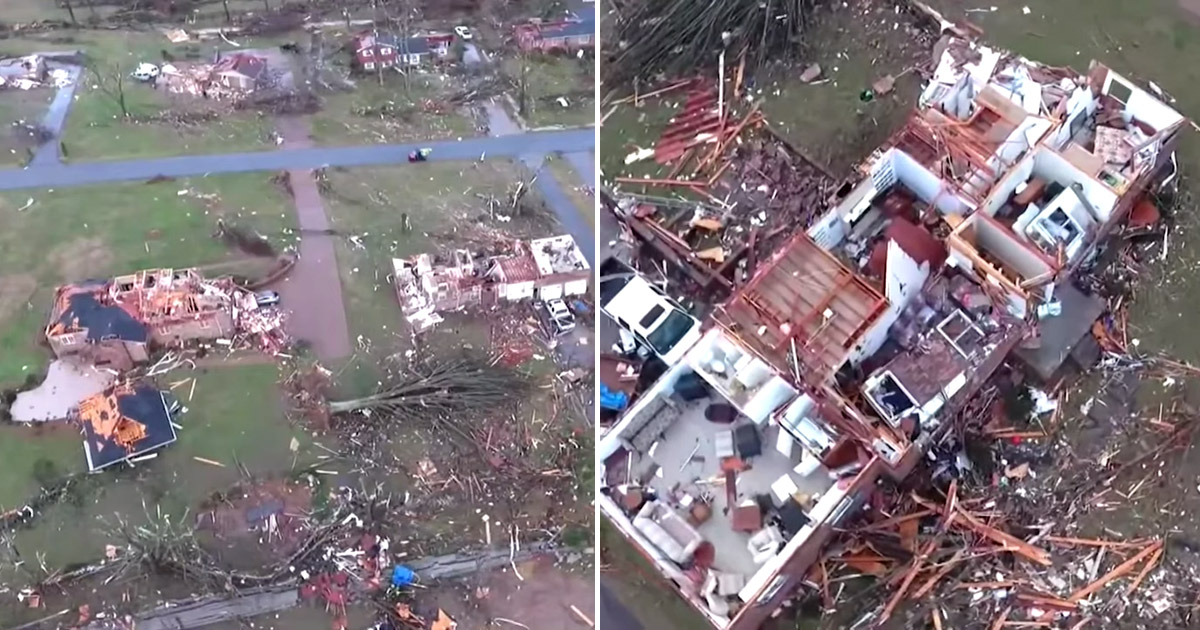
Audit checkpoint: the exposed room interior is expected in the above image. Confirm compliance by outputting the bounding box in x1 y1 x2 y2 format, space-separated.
597 345 871 623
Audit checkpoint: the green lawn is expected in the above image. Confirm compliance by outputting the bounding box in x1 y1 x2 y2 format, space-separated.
0 88 55 166
544 152 594 229
598 96 677 186
503 55 594 128
601 517 710 630
0 363 308 584
310 73 479 146
1 29 279 161
318 161 536 386
0 174 295 389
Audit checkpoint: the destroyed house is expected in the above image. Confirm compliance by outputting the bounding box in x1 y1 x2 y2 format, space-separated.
46 268 246 371
392 235 590 330
599 228 1021 630
514 19 595 53
213 53 267 90
819 37 1185 379
75 382 177 472
0 54 46 83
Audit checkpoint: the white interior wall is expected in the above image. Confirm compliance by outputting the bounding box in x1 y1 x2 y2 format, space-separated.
893 150 972 215
1104 70 1185 132
1033 148 1118 220
744 378 799 424
1050 87 1097 149
983 154 1036 215
973 215 1053 278
848 242 931 366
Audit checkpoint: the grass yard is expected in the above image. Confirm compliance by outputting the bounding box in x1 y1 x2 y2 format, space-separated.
600 517 710 630
0 363 307 588
544 152 594 229
310 73 479 146
2 29 279 161
0 88 56 166
0 173 295 389
503 54 594 128
319 162 522 370
598 96 678 186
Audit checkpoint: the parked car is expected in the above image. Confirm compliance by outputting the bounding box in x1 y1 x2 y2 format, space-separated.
535 298 576 337
599 258 701 365
454 25 473 40
255 290 281 307
131 63 160 82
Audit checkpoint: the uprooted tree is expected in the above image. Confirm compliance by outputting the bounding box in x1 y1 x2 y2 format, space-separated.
287 352 530 430
605 0 818 86
328 354 530 421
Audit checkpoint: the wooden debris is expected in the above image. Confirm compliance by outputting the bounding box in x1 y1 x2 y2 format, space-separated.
569 605 594 627
990 606 1012 630
192 456 226 468
954 508 1051 566
696 247 726 263
1068 541 1162 602
1124 544 1163 596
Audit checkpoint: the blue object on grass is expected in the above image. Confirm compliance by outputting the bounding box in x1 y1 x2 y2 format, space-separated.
391 565 416 587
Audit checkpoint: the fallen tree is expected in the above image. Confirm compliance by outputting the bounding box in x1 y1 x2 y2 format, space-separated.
605 0 819 86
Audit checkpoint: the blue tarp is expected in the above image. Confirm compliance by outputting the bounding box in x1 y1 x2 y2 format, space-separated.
391 565 416 587
599 384 628 411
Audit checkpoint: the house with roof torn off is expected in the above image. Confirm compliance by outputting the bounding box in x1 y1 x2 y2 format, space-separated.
392 235 590 331
74 380 178 472
46 267 286 371
599 33 1185 630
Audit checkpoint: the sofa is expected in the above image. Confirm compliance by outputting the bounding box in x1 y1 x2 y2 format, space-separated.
633 500 704 564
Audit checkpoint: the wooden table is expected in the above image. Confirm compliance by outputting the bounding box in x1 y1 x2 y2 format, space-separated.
731 504 763 533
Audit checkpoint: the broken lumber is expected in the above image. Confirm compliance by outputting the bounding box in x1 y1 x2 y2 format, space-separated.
1068 541 1162 602
954 507 1051 566
1124 545 1163 596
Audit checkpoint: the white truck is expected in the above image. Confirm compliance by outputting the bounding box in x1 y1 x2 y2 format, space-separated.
599 258 701 365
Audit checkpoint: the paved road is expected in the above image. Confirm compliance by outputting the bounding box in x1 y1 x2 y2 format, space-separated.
0 128 593 190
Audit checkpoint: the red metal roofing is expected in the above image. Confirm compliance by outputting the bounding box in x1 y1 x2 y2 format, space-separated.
495 255 540 283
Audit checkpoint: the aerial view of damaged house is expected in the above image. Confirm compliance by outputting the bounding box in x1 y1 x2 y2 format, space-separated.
599 37 1185 630
14 267 286 471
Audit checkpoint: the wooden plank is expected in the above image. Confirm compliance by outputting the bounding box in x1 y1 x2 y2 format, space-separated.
1124 545 1163 596
954 507 1052 566
1068 541 1162 602
911 548 965 599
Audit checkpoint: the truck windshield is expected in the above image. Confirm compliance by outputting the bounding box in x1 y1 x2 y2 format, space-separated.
646 309 695 355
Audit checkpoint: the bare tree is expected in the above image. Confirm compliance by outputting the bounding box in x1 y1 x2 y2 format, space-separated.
222 0 232 22
92 63 130 118
517 51 531 118
64 0 77 24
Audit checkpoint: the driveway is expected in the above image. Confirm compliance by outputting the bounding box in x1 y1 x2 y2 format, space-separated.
0 128 594 190
30 63 82 167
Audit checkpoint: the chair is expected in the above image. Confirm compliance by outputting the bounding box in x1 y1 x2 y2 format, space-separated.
747 526 784 564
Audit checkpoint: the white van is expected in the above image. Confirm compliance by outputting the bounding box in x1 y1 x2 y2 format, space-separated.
599 258 701 365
